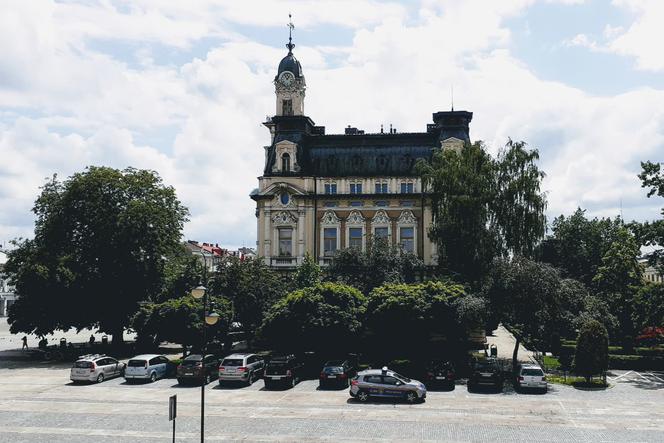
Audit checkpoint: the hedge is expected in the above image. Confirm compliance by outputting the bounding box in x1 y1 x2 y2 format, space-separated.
608 355 664 370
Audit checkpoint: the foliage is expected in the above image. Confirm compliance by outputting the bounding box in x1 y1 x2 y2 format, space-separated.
293 253 321 289
547 375 608 388
257 282 366 354
212 255 287 336
5 167 188 344
417 139 547 285
326 238 424 294
364 281 473 357
574 320 609 382
156 244 204 302
633 161 664 274
573 295 619 338
131 295 232 352
632 283 664 333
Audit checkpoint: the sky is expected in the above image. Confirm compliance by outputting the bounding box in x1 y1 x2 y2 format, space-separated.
1 0 663 250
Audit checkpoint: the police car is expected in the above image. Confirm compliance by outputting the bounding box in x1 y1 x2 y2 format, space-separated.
349 367 426 403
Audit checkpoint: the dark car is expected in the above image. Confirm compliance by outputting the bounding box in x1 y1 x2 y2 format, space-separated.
423 360 456 390
319 359 356 389
264 354 304 389
468 358 503 392
176 354 219 385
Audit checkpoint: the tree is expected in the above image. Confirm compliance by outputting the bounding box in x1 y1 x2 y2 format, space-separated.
632 283 664 332
417 140 547 285
483 256 576 369
326 238 424 294
574 320 609 383
212 255 287 337
5 167 188 344
293 253 321 289
633 161 664 274
257 282 366 354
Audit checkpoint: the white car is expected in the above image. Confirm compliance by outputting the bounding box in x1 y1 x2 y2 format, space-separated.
515 364 547 392
124 354 172 383
70 354 126 384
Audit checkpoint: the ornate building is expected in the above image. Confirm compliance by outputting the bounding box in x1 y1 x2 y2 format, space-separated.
251 31 473 269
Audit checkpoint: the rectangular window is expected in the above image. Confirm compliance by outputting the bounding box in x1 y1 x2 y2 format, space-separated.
324 183 337 194
282 99 293 116
324 201 337 207
349 227 363 249
278 228 293 256
374 227 389 240
350 183 363 194
350 201 363 207
375 201 388 207
400 227 414 253
323 228 337 256
400 182 414 193
375 182 388 194
400 200 415 207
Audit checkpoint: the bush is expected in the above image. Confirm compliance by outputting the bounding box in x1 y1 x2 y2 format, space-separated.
608 354 664 370
574 320 609 382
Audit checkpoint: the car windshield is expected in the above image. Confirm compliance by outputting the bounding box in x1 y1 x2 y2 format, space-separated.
475 361 496 371
221 358 243 366
522 368 544 376
128 359 146 367
73 361 92 368
182 356 203 366
323 366 343 374
268 361 289 369
392 372 411 383
324 360 344 366
430 361 451 370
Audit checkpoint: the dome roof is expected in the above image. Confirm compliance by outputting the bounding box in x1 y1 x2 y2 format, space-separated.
277 52 303 79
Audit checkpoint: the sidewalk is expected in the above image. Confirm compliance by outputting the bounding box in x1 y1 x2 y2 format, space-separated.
485 324 534 363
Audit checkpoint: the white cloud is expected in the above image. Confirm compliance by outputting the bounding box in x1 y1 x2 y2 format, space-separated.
0 0 662 251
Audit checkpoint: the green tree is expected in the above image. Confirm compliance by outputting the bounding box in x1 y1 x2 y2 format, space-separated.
257 282 366 354
632 282 664 331
5 167 188 344
417 140 546 285
574 319 609 383
293 253 321 289
212 255 287 338
327 238 424 294
633 161 664 274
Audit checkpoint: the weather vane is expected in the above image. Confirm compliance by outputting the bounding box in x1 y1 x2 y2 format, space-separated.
287 13 295 53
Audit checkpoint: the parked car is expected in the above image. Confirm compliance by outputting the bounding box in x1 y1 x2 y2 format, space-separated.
423 360 456 390
468 358 503 392
264 354 303 389
349 367 426 403
177 354 219 385
515 364 547 392
218 353 264 385
124 354 172 383
70 354 126 384
319 359 356 388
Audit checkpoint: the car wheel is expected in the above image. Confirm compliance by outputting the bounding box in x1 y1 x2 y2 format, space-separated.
357 390 369 402
205 374 211 385
96 373 104 384
291 377 296 388
120 367 125 377
467 382 473 392
264 381 271 390
405 391 417 404
248 372 254 385
150 372 157 383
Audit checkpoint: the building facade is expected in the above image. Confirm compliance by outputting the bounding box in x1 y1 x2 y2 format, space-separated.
251 37 473 269
0 250 17 317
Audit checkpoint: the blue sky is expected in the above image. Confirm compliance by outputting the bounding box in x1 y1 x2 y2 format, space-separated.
0 0 663 250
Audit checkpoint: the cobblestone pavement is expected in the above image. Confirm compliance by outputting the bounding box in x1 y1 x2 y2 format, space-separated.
0 361 663 442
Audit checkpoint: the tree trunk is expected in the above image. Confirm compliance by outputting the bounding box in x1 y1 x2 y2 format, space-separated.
512 337 520 372
111 328 124 347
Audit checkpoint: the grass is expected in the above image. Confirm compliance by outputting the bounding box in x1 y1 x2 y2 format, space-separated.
542 355 560 370
547 375 609 389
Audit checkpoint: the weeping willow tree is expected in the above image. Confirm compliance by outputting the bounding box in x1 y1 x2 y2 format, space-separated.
417 139 547 285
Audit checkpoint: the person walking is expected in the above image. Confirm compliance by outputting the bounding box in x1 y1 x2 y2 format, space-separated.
21 336 28 351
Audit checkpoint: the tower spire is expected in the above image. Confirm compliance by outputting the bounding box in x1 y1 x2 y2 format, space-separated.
287 13 295 54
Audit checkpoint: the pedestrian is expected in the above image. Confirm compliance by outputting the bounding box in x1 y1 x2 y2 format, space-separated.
21 336 28 351
89 335 96 346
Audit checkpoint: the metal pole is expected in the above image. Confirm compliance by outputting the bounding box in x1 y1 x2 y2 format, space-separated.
200 252 209 443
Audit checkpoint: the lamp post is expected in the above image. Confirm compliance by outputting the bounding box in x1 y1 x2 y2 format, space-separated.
190 250 219 443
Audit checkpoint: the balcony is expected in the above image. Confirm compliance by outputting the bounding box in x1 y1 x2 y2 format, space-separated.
270 256 298 267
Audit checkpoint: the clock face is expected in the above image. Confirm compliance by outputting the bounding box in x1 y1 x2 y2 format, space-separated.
280 72 294 86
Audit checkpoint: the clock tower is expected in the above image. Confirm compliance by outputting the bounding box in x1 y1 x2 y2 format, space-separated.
274 17 305 116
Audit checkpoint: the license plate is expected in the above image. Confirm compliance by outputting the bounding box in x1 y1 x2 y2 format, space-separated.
184 371 193 375
480 372 492 376
226 369 236 373
270 376 282 380
435 376 446 380
327 375 337 378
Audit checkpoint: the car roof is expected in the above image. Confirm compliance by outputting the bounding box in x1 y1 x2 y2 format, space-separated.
358 369 396 376
521 364 542 369
129 354 162 360
223 353 254 359
76 354 107 361
323 360 346 366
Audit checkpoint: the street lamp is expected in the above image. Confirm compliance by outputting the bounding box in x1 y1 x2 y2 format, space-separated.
190 251 219 443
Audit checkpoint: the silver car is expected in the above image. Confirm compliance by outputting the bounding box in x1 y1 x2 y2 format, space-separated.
124 354 171 383
349 367 426 403
70 354 126 384
516 364 547 392
218 353 264 385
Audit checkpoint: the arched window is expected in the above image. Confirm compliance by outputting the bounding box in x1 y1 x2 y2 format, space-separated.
281 153 291 172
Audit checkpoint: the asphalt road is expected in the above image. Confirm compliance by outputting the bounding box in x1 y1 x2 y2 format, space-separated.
0 362 663 442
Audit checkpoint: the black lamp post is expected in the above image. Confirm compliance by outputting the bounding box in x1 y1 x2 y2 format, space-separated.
190 251 219 443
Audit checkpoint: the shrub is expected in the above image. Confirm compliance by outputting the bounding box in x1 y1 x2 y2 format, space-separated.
574 319 608 382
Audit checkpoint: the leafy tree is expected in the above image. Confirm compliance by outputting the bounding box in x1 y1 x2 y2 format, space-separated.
574 319 609 383
131 295 232 355
212 255 287 338
327 238 424 294
574 295 619 338
5 167 188 344
155 244 204 302
632 283 664 331
418 140 546 285
293 253 321 289
633 161 664 274
483 256 576 369
257 282 366 354
539 208 623 287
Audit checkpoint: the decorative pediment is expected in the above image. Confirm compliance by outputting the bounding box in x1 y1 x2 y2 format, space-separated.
271 211 297 225
397 210 417 225
441 137 464 153
346 210 365 225
372 210 390 225
321 210 341 225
